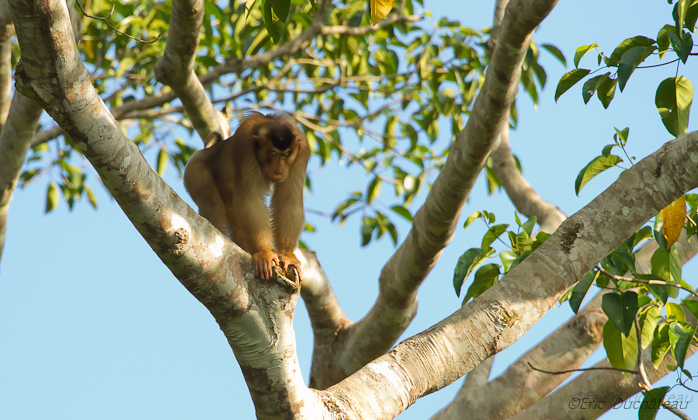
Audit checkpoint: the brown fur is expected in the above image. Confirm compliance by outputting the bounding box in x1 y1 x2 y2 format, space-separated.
184 112 309 280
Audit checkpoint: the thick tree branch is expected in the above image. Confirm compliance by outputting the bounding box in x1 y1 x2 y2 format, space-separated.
298 250 350 337
314 0 561 388
154 0 229 142
321 131 698 418
8 1 325 416
0 94 43 263
0 0 82 264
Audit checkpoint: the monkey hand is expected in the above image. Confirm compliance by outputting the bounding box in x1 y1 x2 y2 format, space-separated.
278 253 302 282
252 250 279 280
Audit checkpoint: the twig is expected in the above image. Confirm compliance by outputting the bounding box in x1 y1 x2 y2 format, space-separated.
527 362 638 375
598 267 698 298
74 0 160 44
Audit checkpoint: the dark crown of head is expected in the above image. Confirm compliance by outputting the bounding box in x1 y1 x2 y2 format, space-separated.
269 124 294 151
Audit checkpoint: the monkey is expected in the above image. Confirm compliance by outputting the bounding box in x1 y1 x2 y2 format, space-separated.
183 112 310 281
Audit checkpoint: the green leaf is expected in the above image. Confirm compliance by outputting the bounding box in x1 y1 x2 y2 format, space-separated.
639 387 669 420
636 274 670 303
617 46 656 92
686 0 698 32
366 176 382 204
603 320 627 370
463 211 481 229
668 322 696 368
655 76 693 137
652 323 671 369
651 247 682 298
613 127 629 146
462 264 500 304
453 248 495 297
654 214 669 251
608 36 655 66
668 30 693 64
390 205 412 222
596 76 617 109
574 155 623 195
602 291 638 336
682 299 698 319
360 216 377 246
555 69 591 102
499 250 519 273
570 270 597 314
640 305 661 350
541 43 566 66
675 0 690 33
531 231 550 252
581 74 608 104
45 182 59 213
84 185 98 209
481 224 509 249
629 226 653 250
262 0 290 43
657 25 675 58
667 302 686 322
573 43 598 68
157 148 168 176
521 216 537 237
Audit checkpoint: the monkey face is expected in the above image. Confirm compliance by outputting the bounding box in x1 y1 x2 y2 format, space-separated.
254 123 299 183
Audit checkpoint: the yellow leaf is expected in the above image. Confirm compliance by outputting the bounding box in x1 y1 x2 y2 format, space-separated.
370 0 394 25
660 196 686 248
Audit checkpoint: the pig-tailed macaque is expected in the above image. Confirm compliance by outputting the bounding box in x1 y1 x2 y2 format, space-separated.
184 112 309 281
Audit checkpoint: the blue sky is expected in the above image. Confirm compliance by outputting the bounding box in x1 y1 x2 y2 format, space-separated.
1 1 697 419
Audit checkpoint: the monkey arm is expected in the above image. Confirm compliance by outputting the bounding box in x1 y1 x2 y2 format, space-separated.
270 147 308 278
270 180 304 256
229 187 278 280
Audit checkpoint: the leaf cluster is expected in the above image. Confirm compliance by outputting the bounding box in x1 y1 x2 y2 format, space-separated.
555 0 696 136
452 211 550 305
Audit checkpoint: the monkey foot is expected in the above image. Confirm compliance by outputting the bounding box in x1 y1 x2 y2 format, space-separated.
252 251 279 280
278 253 302 282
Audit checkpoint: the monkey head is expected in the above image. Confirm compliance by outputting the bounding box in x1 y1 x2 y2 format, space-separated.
253 122 300 183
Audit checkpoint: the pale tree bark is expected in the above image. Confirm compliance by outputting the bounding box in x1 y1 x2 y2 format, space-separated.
9 0 698 419
0 0 81 263
153 0 229 142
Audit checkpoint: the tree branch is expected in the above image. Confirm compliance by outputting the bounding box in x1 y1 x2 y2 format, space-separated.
153 0 229 142
321 131 698 418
